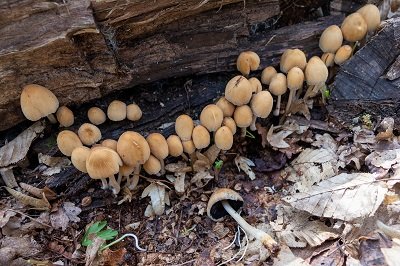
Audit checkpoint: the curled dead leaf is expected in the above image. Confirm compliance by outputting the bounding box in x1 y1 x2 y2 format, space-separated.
4 187 50 210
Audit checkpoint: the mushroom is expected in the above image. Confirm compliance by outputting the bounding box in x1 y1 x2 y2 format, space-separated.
57 130 83 156
304 56 328 99
101 139 118 151
233 105 253 136
192 125 211 150
175 114 194 141
86 147 123 194
236 51 260 76
216 97 235 117
214 126 233 151
222 117 237 135
127 103 142 121
249 77 262 94
341 13 367 42
88 107 106 125
334 45 353 65
261 66 277 85
225 76 253 106
107 100 127 121
118 164 136 188
143 155 162 175
319 25 343 53
167 135 184 157
286 67 304 113
356 4 380 33
280 49 307 73
269 73 287 116
182 140 196 155
250 91 273 130
321 53 335 67
78 123 102 146
56 106 74 127
71 146 91 173
207 188 279 254
146 133 169 175
20 84 59 123
200 104 224 132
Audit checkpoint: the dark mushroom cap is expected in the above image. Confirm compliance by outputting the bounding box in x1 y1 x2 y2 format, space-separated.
207 188 244 221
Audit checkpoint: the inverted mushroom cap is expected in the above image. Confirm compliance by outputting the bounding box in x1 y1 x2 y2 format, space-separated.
146 133 169 160
250 91 273 118
225 76 253 106
356 4 380 33
107 100 127 121
71 146 91 173
192 125 211 149
269 73 287 96
127 103 142 121
261 66 277 85
86 147 122 179
88 107 106 125
78 123 102 146
200 104 224 132
248 77 262 94
236 51 260 76
182 140 196 154
280 49 307 73
233 105 253 128
20 84 59 121
117 131 150 166
341 13 367 42
167 135 183 157
175 114 194 141
207 188 244 222
57 130 83 156
287 67 305 91
319 25 343 53
214 126 234 151
334 45 352 65
101 139 118 151
216 97 235 117
305 56 329 85
143 155 161 175
56 106 74 127
222 117 237 135
321 53 335 67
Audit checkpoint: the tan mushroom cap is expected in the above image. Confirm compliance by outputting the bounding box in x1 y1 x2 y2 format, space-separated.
78 123 102 146
56 106 74 127
71 146 91 173
143 155 161 175
305 56 329 85
200 104 224 132
101 139 117 151
127 103 142 121
214 126 234 151
107 100 126 121
175 114 194 141
334 45 353 65
57 130 83 156
192 125 211 149
319 25 343 53
182 140 196 154
321 53 335 67
248 77 262 93
341 13 367 42
146 133 169 161
86 147 122 179
236 51 260 76
269 73 287 96
225 75 253 106
117 131 150 166
287 67 305 91
250 91 273 118
20 84 59 121
119 163 135 177
88 107 106 125
261 66 277 85
280 49 307 73
207 188 244 222
222 117 237 135
233 105 253 128
167 135 183 157
216 97 235 117
357 4 380 33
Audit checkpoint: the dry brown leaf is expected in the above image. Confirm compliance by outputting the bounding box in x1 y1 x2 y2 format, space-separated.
203 144 220 164
85 236 105 266
4 187 50 210
50 202 81 231
102 248 127 266
165 162 191 173
273 245 310 265
256 123 268 148
267 125 292 149
0 168 18 188
191 171 213 188
289 99 311 120
234 156 256 180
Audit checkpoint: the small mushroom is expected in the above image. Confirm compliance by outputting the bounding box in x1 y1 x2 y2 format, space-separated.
214 126 233 150
216 97 235 117
286 67 304 113
321 53 335 67
225 76 253 106
71 146 91 173
269 73 287 116
249 77 262 94
175 114 194 141
192 125 211 149
319 25 343 53
107 100 127 121
250 91 273 130
166 135 184 157
233 105 253 136
182 140 196 155
334 45 353 65
207 188 279 254
143 155 162 175
146 133 169 175
222 117 237 135
341 13 367 42
56 106 74 127
118 164 136 188
261 66 277 85
57 130 83 156
88 107 106 125
127 103 142 121
356 4 380 33
78 123 102 146
20 84 59 123
304 56 328 99
200 104 224 132
236 51 260 76
101 139 118 151
280 49 307 73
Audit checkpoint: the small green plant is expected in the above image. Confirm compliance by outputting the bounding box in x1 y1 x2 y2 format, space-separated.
245 130 255 139
214 159 223 170
81 221 118 247
322 86 330 99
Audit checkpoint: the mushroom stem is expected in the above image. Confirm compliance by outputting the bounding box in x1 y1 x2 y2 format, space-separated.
249 115 257 131
47 113 58 124
160 159 165 175
108 175 121 195
128 165 141 190
285 89 295 113
273 95 281 116
221 200 279 254
240 127 246 137
304 85 314 100
100 178 108 189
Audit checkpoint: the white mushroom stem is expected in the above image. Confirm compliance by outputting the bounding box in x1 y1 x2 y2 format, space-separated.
285 89 296 113
128 165 141 190
273 95 281 116
221 200 279 253
47 113 58 124
100 178 108 189
250 115 257 131
160 159 165 175
304 85 315 100
240 127 247 137
109 175 121 195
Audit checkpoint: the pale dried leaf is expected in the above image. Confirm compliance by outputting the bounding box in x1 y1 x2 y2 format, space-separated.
191 171 213 188
312 134 337 153
337 144 365 170
365 149 400 169
141 183 166 216
38 153 71 167
292 148 337 164
381 238 400 266
346 256 362 266
267 125 292 149
50 202 81 231
85 236 105 266
376 221 400 239
289 99 311 120
353 127 376 144
144 204 155 218
165 162 191 173
0 168 18 188
273 245 310 266
174 172 186 195
0 210 16 228
234 156 256 180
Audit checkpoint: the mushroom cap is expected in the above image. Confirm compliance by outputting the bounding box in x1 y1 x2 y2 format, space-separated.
261 66 277 85
88 107 106 125
321 53 335 67
207 188 244 222
200 104 224 132
216 97 235 117
146 133 169 160
166 135 183 157
269 73 287 96
334 45 353 65
120 163 135 177
233 105 253 128
182 140 196 154
71 146 91 173
357 4 380 32
78 123 102 146
214 126 233 151
192 125 211 149
86 147 122 179
107 100 127 121
287 67 305 91
143 155 161 175
56 106 74 127
101 139 118 151
248 77 262 94
224 76 253 106
20 84 59 121
222 117 237 135
175 114 194 141
117 131 150 166
319 25 343 53
250 91 273 118
305 56 329 85
236 51 260 76
126 103 142 121
57 130 83 156
341 13 368 42
280 49 307 73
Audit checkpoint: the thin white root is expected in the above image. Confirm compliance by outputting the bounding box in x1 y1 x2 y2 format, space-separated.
100 233 147 252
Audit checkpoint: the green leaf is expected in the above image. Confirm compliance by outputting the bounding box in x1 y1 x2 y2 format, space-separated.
81 238 93 247
214 160 223 170
81 221 108 246
97 229 118 240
